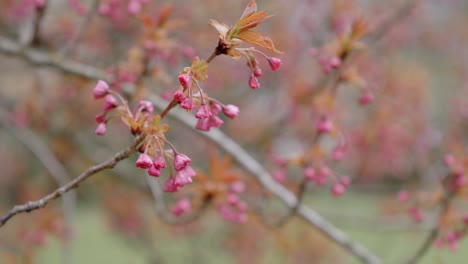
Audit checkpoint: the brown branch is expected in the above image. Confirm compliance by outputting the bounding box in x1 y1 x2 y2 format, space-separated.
403 190 455 264
0 133 145 227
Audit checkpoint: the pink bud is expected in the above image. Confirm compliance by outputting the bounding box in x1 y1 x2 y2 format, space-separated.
127 0 142 15
331 183 346 196
103 94 118 111
248 76 260 89
153 156 167 169
227 194 239 205
434 239 444 249
304 167 316 180
136 153 153 169
195 104 212 119
174 153 191 171
95 113 105 124
211 103 222 115
329 57 341 68
222 104 240 119
443 154 455 167
332 146 345 161
273 169 287 183
196 118 211 131
181 98 194 111
148 165 161 177
173 90 185 102
253 68 262 77
316 117 333 133
339 176 351 187
95 123 107 136
93 80 109 99
171 198 191 216
163 177 180 192
138 100 153 113
268 57 282 71
230 181 245 193
397 190 409 203
359 89 374 105
98 3 110 15
178 74 191 89
209 116 224 128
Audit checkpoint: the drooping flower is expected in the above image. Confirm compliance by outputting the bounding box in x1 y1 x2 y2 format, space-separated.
95 122 107 136
136 153 153 169
222 104 240 119
93 80 109 99
174 153 191 171
268 57 282 71
195 104 212 119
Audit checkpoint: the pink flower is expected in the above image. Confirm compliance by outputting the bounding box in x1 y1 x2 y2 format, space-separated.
138 100 153 113
339 176 351 187
136 153 153 169
268 57 282 71
222 104 240 119
103 95 118 111
331 183 346 196
173 90 185 102
174 166 196 186
95 123 107 136
178 74 191 89
407 207 424 222
95 113 105 124
227 194 239 205
174 153 191 171
443 154 455 167
397 190 409 203
196 118 211 131
209 116 224 128
163 177 180 192
127 0 142 15
332 146 345 161
273 169 287 183
93 80 109 99
147 165 161 177
171 198 191 216
195 104 212 119
253 68 262 77
329 57 341 68
230 181 245 193
316 117 333 133
181 98 194 111
248 76 260 89
211 103 222 115
153 156 166 169
359 89 374 105
304 167 316 180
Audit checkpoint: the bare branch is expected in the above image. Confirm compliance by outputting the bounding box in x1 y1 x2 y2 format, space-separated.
404 190 455 264
0 133 145 227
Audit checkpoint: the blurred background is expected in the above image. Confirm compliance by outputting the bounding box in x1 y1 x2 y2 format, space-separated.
0 0 467 263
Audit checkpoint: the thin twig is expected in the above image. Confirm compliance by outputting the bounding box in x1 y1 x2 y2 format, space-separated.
0 133 145 227
403 191 455 264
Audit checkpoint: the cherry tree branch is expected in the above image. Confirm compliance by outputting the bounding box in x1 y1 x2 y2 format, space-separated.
0 36 382 264
404 190 455 264
0 133 145 227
